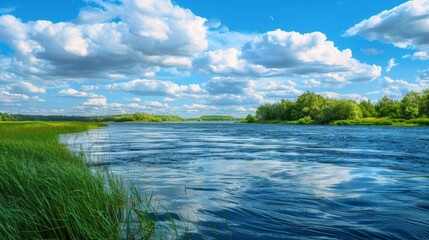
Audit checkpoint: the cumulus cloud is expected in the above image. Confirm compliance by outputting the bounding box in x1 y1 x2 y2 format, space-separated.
127 101 169 109
57 88 99 98
417 69 429 87
379 77 420 98
386 58 398 72
302 79 322 88
184 103 218 110
106 79 205 97
83 97 107 106
195 29 381 84
110 103 124 108
0 0 208 80
10 81 46 94
346 0 429 59
411 51 429 61
204 77 255 94
0 89 30 103
256 79 303 98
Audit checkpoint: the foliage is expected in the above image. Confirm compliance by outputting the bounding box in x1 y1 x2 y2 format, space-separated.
251 89 429 124
375 96 400 118
320 99 362 123
359 100 376 118
12 113 183 122
245 114 258 123
400 91 421 119
297 116 314 124
200 115 236 121
0 122 181 239
295 91 325 120
0 112 15 121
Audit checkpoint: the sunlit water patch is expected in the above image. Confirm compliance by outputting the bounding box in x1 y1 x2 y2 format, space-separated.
62 123 429 239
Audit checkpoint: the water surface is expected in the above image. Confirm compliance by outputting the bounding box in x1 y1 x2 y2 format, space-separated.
63 123 429 239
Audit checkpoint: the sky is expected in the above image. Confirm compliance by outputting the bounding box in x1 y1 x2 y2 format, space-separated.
0 0 428 117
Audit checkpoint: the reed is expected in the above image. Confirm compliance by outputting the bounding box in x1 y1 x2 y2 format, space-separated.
0 122 162 239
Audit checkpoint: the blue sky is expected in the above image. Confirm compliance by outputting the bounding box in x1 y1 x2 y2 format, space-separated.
0 0 428 117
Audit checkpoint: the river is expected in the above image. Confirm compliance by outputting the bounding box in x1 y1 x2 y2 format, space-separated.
63 122 429 239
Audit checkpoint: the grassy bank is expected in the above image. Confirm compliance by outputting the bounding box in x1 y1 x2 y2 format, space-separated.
0 122 159 239
251 117 429 126
330 117 429 126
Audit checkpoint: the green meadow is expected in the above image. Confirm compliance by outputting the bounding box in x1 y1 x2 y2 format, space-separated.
0 122 165 239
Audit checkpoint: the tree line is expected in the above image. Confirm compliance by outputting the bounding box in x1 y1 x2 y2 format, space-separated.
11 113 183 122
247 89 429 124
0 112 16 121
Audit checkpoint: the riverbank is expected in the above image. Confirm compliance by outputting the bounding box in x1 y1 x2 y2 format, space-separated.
250 117 429 126
0 122 159 239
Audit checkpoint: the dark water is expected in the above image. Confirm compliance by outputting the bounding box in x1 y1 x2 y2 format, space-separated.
63 123 429 239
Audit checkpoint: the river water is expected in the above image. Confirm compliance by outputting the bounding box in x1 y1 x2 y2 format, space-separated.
63 122 429 239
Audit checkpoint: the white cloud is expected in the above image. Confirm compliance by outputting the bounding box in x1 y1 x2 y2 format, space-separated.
379 77 420 98
207 93 264 106
106 79 206 97
412 51 429 61
58 88 99 98
128 103 147 110
204 77 255 94
83 97 107 106
386 58 398 72
81 85 99 91
10 81 46 94
194 48 266 76
302 79 322 88
235 107 247 112
128 101 168 109
257 79 303 98
195 29 381 84
184 103 218 110
143 101 169 108
320 92 368 102
0 89 30 102
163 97 175 102
346 0 429 60
0 0 208 80
110 103 124 108
417 69 429 87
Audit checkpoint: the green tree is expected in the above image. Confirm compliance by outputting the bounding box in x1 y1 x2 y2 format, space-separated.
295 91 326 121
275 99 298 120
245 114 257 123
400 91 421 119
375 96 400 118
420 89 429 117
359 100 376 118
320 99 362 123
256 104 276 120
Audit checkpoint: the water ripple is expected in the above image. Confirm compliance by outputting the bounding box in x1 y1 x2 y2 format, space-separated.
62 123 429 239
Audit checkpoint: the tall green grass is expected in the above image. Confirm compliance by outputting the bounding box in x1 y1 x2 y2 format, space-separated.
0 122 161 239
330 117 429 126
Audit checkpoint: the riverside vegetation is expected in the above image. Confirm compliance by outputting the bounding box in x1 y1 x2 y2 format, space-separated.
11 113 241 123
245 89 429 126
0 122 180 239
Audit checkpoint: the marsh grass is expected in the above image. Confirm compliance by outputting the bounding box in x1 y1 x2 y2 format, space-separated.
331 117 429 126
0 121 166 239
